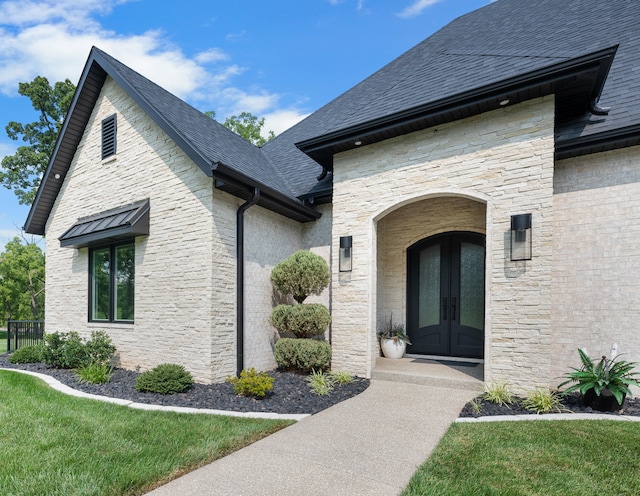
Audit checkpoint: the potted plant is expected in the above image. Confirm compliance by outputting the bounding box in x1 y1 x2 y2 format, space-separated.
558 348 640 412
377 316 411 359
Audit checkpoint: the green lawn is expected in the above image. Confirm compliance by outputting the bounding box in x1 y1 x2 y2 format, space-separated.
402 420 640 496
0 330 6 353
0 370 294 496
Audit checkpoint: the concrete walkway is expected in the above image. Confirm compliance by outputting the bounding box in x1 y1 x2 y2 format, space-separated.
145 379 476 496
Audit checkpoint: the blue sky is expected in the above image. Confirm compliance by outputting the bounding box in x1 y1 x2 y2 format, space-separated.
0 0 490 251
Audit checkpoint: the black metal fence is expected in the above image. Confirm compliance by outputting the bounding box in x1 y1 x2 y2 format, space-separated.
6 320 45 353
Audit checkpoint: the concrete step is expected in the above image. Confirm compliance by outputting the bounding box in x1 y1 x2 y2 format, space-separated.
371 357 484 392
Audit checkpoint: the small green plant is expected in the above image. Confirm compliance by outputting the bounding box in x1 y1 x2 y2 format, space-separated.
226 368 274 398
307 369 335 395
8 344 44 364
483 382 514 407
558 349 640 406
468 398 483 415
521 388 569 414
329 370 354 384
377 315 411 344
76 362 113 384
135 364 194 394
274 338 332 373
85 330 116 366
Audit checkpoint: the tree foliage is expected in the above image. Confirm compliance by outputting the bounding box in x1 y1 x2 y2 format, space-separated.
270 250 330 304
206 110 275 146
1 76 76 205
0 237 45 324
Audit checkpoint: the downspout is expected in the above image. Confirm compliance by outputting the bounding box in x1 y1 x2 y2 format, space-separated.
236 187 261 377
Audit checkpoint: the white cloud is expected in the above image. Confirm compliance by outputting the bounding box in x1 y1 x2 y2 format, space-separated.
396 0 442 18
0 0 308 131
263 109 310 136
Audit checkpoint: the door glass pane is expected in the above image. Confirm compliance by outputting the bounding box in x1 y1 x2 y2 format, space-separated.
92 248 110 321
114 244 135 321
459 242 484 330
418 244 440 328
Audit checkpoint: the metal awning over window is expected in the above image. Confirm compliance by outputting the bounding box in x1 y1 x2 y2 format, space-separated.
59 199 150 248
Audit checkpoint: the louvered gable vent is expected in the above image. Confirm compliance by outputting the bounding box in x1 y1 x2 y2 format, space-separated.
101 114 117 159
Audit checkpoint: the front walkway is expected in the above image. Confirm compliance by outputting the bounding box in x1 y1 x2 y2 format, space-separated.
145 379 476 496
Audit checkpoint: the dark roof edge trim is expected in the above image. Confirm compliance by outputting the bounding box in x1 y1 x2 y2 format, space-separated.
296 45 618 156
555 124 640 160
211 162 321 222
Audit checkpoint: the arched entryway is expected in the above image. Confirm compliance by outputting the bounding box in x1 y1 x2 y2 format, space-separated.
406 231 485 359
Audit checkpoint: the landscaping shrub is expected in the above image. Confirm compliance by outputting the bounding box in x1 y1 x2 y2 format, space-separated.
274 338 331 373
483 382 514 407
85 330 116 366
135 364 194 394
76 362 113 384
522 387 568 414
41 331 89 368
270 250 330 303
8 344 44 364
307 369 334 395
226 368 274 398
270 303 331 338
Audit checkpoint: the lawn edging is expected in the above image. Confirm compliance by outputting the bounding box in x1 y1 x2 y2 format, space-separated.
0 367 309 421
456 413 640 423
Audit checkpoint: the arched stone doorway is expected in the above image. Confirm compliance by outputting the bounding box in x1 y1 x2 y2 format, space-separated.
376 195 487 361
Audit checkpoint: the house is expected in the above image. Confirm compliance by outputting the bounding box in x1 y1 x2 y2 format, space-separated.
24 0 640 391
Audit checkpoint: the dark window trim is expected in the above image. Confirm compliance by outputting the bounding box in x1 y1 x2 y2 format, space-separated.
101 113 117 160
88 240 134 324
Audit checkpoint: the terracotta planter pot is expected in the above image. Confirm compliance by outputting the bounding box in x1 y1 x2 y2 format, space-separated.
582 388 626 412
380 338 407 359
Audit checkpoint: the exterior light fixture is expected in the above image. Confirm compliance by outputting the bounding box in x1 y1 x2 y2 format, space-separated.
510 213 532 261
354 140 362 146
499 99 510 106
339 236 353 272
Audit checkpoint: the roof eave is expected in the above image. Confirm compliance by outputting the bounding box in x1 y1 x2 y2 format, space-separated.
296 46 618 169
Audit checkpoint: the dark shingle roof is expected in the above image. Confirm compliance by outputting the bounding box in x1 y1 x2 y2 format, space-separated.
25 0 640 235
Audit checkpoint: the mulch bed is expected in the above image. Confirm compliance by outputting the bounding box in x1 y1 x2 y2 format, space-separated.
0 354 369 415
460 393 640 418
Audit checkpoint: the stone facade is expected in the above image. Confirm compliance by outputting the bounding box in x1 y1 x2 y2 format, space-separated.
330 97 556 392
552 145 640 385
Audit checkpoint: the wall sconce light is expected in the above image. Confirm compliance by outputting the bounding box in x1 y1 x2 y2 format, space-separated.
510 213 532 261
339 236 352 272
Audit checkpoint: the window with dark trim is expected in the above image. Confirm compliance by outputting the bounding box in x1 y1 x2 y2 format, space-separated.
101 114 117 160
89 242 134 323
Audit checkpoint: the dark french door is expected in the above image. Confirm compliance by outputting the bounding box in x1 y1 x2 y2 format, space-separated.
407 232 485 359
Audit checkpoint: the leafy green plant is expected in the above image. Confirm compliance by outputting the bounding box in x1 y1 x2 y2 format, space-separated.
377 315 411 344
483 382 514 407
468 398 483 415
274 338 332 373
329 370 354 384
41 331 89 368
226 368 274 398
270 303 332 338
521 388 569 414
85 331 116 366
270 250 330 303
558 348 640 406
76 362 113 384
135 364 194 394
307 369 335 395
8 343 44 364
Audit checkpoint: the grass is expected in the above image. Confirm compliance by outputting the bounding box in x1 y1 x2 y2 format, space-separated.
0 370 294 496
402 420 640 495
0 331 6 354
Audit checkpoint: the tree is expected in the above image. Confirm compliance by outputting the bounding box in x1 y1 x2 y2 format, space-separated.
1 76 76 205
0 237 45 324
206 110 275 146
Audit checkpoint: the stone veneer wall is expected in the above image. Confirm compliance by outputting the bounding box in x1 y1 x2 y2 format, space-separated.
45 77 229 383
331 97 555 392
552 145 640 389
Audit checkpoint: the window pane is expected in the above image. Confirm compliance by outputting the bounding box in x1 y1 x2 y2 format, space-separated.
418 243 441 328
114 244 135 321
459 242 485 330
92 248 110 321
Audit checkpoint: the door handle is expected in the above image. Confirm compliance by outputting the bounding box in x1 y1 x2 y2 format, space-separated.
442 297 448 320
451 297 457 321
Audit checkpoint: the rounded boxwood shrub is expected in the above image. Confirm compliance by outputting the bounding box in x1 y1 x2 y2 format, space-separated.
135 364 194 394
274 338 331 373
270 303 331 339
8 344 45 364
270 250 330 303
